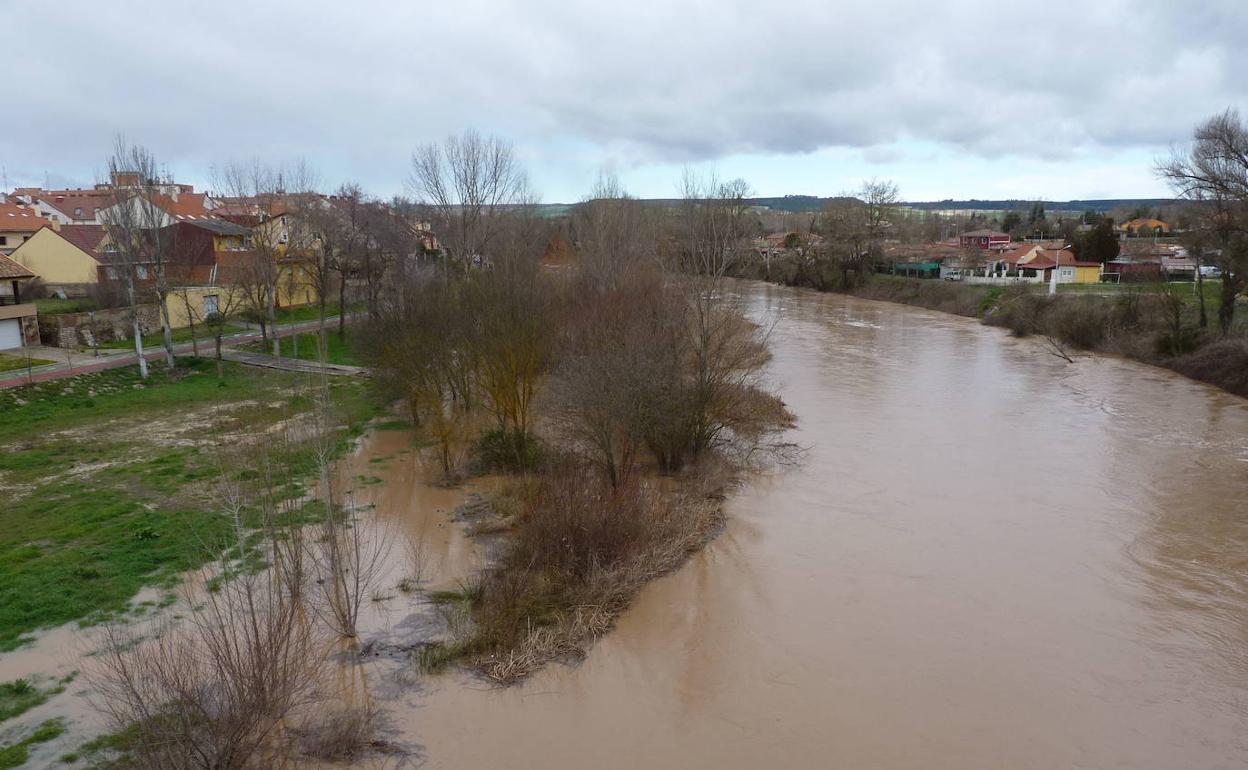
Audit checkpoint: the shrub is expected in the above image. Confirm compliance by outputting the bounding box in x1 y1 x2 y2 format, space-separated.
476 428 545 472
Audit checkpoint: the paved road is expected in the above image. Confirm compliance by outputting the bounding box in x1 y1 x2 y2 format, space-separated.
0 318 354 389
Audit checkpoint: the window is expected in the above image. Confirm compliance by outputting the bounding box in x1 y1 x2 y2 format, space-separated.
0 236 6 246
136 265 149 279
1060 268 1074 278
203 294 219 316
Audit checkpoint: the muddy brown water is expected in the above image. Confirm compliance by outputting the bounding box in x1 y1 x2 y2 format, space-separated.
356 282 1248 769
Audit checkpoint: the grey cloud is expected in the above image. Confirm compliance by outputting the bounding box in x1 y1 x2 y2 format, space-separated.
2 0 1245 196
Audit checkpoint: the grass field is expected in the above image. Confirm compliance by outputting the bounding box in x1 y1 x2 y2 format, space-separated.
91 322 248 351
0 357 381 651
273 302 358 325
33 298 97 315
238 329 363 366
0 354 55 373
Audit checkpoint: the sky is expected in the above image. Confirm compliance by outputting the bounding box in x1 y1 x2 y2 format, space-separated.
4 0 1246 203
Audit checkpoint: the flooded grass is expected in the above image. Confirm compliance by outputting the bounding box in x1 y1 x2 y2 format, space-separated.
0 675 73 723
0 718 66 769
0 358 381 651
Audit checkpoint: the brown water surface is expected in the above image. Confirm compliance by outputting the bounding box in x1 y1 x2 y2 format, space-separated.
372 282 1248 769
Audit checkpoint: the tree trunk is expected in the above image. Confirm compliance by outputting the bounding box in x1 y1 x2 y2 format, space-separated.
270 292 281 357
157 291 176 369
337 269 347 339
215 335 224 379
1218 276 1237 335
1196 259 1208 329
127 276 148 379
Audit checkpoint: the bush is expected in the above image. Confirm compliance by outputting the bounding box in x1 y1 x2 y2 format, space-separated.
1046 297 1112 350
460 463 724 681
476 428 545 472
1167 338 1248 396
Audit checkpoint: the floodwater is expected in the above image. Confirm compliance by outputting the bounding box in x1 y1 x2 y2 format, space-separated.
358 281 1248 769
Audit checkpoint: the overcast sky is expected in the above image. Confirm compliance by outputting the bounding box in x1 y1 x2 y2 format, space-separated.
4 0 1245 203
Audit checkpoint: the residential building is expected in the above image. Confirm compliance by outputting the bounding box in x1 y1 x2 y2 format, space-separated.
1017 248 1101 284
0 203 52 254
6 224 149 296
0 253 38 349
1116 218 1170 236
958 229 1010 249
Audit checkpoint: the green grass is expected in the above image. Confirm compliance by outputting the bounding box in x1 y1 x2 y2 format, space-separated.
273 302 355 325
239 329 363 366
91 323 246 351
0 358 382 651
0 354 55 373
0 718 66 769
34 298 97 315
0 675 74 723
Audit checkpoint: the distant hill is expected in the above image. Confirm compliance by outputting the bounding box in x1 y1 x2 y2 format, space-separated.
533 196 1176 217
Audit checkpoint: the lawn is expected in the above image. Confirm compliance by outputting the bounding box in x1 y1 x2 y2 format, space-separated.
34 298 97 315
91 322 246 351
274 302 354 325
0 357 382 651
0 354 55 373
239 329 364 366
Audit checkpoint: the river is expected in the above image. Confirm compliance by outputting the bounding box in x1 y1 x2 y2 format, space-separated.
350 280 1248 769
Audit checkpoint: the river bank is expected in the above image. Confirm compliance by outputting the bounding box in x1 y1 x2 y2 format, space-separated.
853 275 1248 396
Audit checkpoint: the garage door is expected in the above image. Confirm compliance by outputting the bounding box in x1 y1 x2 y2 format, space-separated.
0 319 22 350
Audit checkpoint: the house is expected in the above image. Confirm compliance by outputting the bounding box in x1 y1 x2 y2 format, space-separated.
0 202 52 254
1117 218 1170 236
164 219 255 284
0 253 39 349
958 229 1010 249
6 224 152 296
1017 248 1101 284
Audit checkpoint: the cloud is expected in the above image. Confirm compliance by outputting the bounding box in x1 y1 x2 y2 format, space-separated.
1 0 1244 199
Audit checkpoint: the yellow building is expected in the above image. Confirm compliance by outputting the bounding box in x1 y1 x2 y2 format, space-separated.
8 225 112 294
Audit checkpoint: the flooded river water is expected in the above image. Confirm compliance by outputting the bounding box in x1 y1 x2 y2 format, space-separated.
360 281 1248 769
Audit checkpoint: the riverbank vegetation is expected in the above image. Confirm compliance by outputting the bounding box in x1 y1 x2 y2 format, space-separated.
733 111 1248 397
366 158 793 682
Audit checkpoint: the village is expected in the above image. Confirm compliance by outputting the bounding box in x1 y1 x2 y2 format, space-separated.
0 170 436 377
753 215 1206 287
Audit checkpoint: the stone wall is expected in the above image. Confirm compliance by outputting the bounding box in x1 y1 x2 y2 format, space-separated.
39 304 162 349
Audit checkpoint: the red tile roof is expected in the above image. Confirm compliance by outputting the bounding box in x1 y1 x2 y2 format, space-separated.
0 252 35 280
0 203 51 232
56 224 108 262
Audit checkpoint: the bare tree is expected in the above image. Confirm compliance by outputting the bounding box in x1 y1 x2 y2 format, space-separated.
216 160 319 355
100 141 159 378
573 171 661 290
297 371 390 638
1158 109 1248 334
409 129 529 273
88 463 323 769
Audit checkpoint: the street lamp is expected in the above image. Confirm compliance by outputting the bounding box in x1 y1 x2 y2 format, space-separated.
1048 242 1063 296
